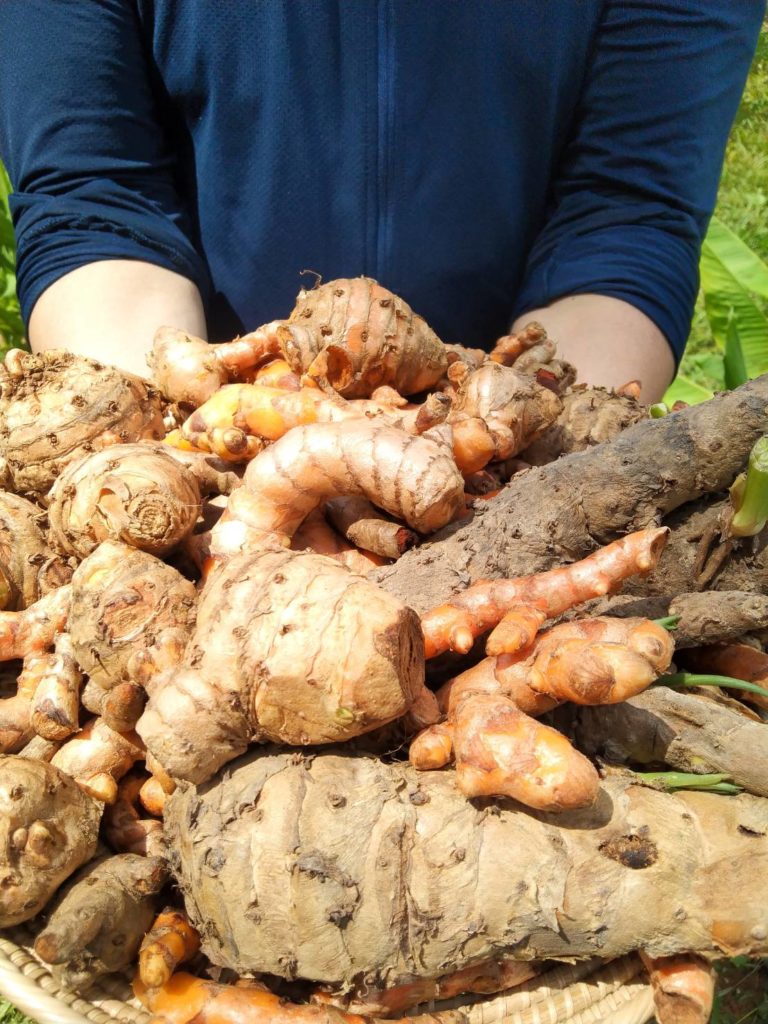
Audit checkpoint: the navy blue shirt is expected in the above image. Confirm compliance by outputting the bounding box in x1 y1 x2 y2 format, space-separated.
0 1 763 360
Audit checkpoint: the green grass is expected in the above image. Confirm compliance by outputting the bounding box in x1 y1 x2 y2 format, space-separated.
712 958 768 1024
0 1002 35 1024
682 22 768 391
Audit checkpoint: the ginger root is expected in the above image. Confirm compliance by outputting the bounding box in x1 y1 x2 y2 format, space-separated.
35 853 167 992
48 442 238 558
0 542 197 738
0 583 72 662
0 349 164 496
165 752 768 985
68 541 197 729
0 755 101 926
0 656 51 753
0 492 71 609
137 548 431 783
28 633 82 741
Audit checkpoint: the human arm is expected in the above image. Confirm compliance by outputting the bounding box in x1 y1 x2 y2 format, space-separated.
512 1 765 399
0 0 209 378
512 295 674 402
29 262 206 378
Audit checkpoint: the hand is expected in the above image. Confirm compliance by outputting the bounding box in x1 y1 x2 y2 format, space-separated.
513 293 675 404
29 260 207 379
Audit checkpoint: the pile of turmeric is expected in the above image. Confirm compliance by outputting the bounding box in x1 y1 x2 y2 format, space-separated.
0 285 766 1024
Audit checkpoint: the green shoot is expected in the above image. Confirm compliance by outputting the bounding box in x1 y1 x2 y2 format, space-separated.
657 671 768 701
632 771 741 794
649 403 670 418
730 436 768 537
653 615 680 631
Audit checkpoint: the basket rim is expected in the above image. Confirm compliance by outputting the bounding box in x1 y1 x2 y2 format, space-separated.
0 925 654 1024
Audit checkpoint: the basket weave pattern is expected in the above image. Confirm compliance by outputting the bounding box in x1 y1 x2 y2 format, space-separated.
0 924 654 1024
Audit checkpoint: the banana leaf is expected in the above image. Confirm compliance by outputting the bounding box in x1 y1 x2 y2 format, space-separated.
663 374 714 407
700 216 768 379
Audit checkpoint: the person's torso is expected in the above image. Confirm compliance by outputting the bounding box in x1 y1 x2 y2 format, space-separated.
136 0 602 344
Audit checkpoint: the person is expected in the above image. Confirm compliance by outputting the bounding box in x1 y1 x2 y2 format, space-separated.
0 2 764 401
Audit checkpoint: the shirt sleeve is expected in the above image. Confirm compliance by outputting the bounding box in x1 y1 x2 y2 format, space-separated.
512 0 765 365
0 0 209 326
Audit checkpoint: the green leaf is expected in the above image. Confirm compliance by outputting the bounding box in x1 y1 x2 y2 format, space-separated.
705 216 768 300
0 161 22 349
700 217 768 379
686 352 725 391
0 162 16 258
723 316 750 389
663 375 713 406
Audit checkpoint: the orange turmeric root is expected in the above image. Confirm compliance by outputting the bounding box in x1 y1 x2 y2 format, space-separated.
211 419 465 557
485 604 548 656
408 721 456 770
678 644 768 709
175 383 349 459
412 617 673 810
149 325 300 406
452 691 600 809
490 322 549 366
282 276 449 397
421 527 669 657
103 772 166 857
0 654 51 752
640 953 715 1024
253 357 302 390
29 634 82 742
513 337 557 374
151 278 448 406
51 717 144 804
314 959 538 1017
325 496 416 559
447 362 562 474
139 774 171 817
437 617 674 713
148 328 233 407
135 973 372 1024
0 584 72 661
139 908 201 990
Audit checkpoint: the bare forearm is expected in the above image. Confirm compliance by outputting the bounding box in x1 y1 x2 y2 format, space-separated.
513 294 676 403
29 261 207 378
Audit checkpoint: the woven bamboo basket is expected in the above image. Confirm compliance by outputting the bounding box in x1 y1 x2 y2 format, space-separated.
0 923 655 1024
